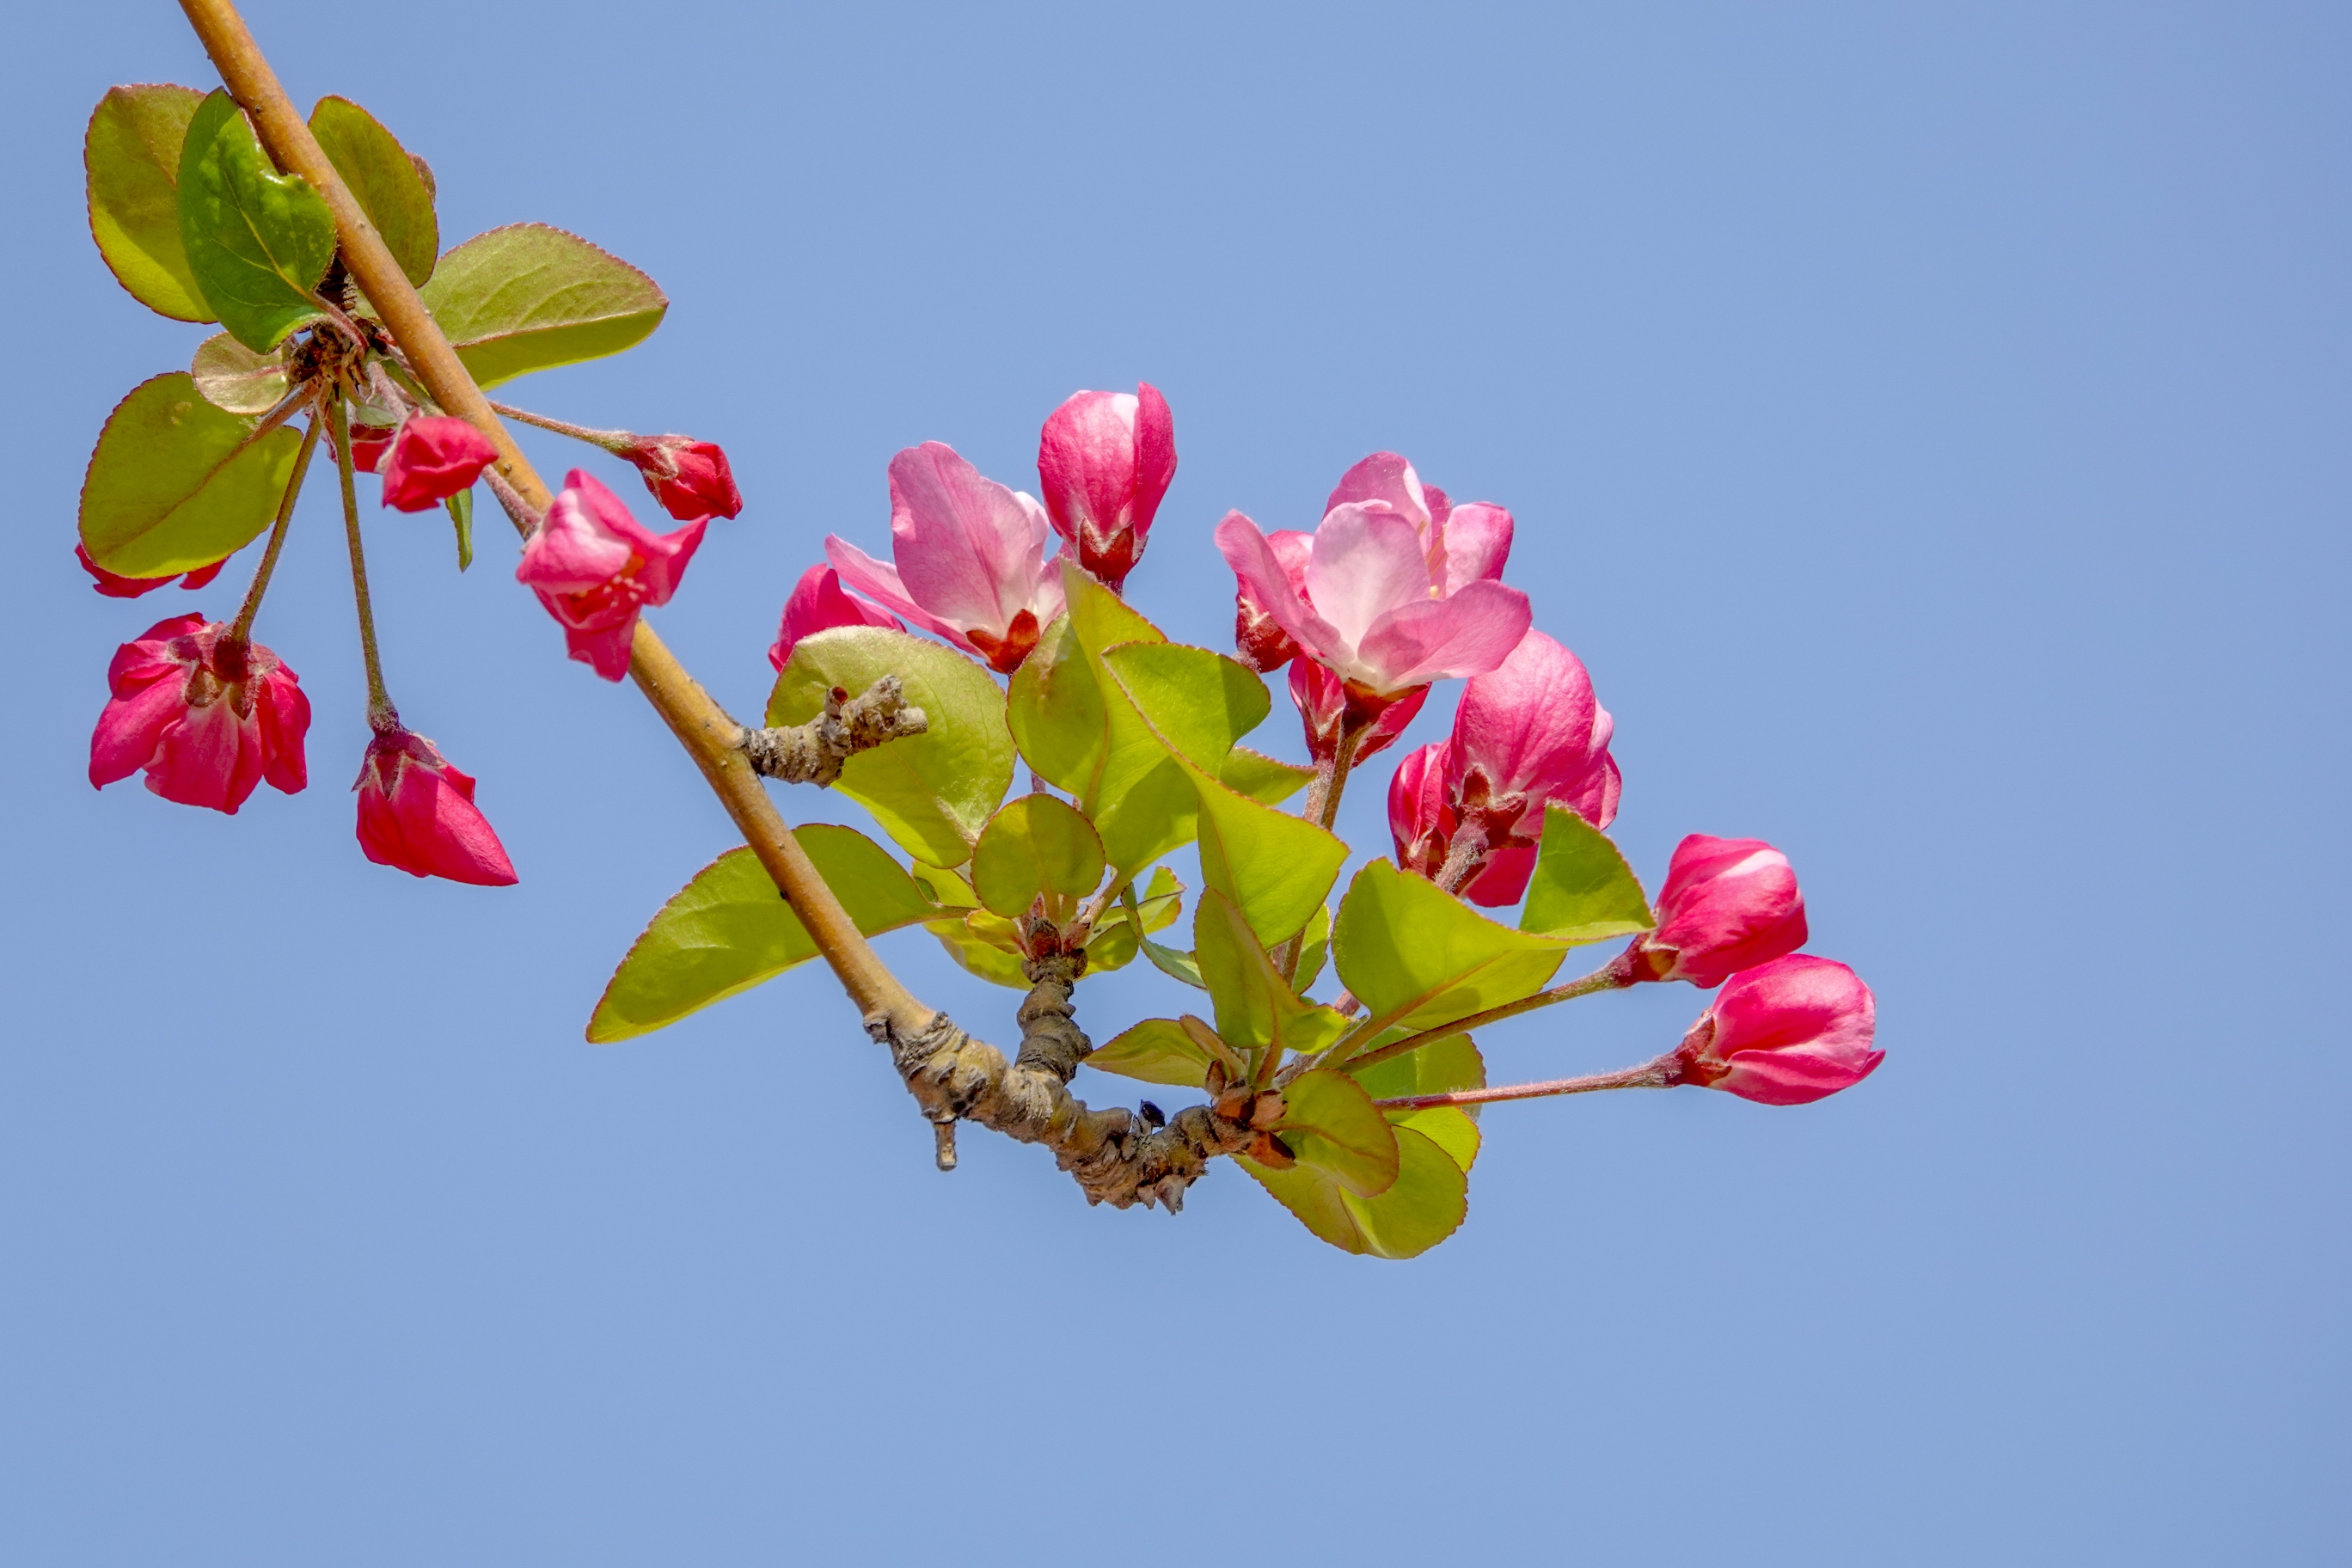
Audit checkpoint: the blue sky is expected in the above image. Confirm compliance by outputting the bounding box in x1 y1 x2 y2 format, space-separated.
4 2 2345 1562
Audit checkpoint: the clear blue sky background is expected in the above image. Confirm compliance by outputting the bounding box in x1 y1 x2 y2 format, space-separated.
4 2 2344 1562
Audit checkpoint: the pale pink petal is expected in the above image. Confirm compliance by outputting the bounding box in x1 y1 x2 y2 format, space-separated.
824 536 979 655
1215 511 1348 665
1439 502 1514 591
888 442 1048 637
1355 578 1532 690
1303 503 1432 652
1326 452 1432 535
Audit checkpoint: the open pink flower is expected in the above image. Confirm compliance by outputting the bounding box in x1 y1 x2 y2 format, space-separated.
1214 500 1528 697
89 614 309 813
769 563 904 671
1633 835 1808 987
1037 383 1175 591
618 434 743 522
354 721 517 885
1388 630 1620 904
1326 452 1516 597
76 542 223 599
515 469 707 681
826 441 1066 674
380 416 499 511
1669 954 1879 1106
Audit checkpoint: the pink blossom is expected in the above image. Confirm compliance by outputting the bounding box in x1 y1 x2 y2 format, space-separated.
1289 655 1426 768
354 721 517 885
515 469 707 681
1633 835 1808 987
380 416 499 512
826 441 1067 674
1670 954 1880 1106
769 563 904 671
76 542 223 598
1214 500 1528 697
1326 451 1515 594
1387 630 1620 904
1036 383 1175 591
618 435 743 522
89 614 309 813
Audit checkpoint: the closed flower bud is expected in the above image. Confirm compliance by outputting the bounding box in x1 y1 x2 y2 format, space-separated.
619 434 744 523
380 416 499 511
515 469 707 681
769 563 904 671
76 542 223 598
1634 834 1808 987
89 615 309 813
1670 954 1880 1106
353 722 518 885
1291 656 1426 768
1036 383 1175 591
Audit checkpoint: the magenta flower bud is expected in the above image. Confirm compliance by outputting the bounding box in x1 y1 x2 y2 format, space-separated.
1634 834 1808 987
330 420 398 476
1671 954 1880 1106
1036 383 1175 591
380 416 499 511
826 442 1067 674
1385 630 1620 905
619 434 743 523
89 615 309 813
354 722 517 885
515 469 707 681
76 542 223 598
769 563 905 671
1289 655 1426 768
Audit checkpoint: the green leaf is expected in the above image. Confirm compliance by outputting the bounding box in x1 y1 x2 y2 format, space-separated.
188 332 289 415
1518 803 1656 944
85 84 212 322
970 793 1105 919
1220 745 1314 806
588 826 940 1043
1008 571 1200 877
913 862 978 909
307 96 437 288
1240 1124 1468 1259
1331 861 1570 1047
1351 1029 1485 1173
1087 867 1182 975
1099 641 1270 768
176 90 337 352
79 372 303 577
446 487 474 571
1086 1018 1215 1088
416 224 667 389
1293 901 1332 994
924 910 1032 989
1273 1069 1400 1197
1191 889 1351 1074
1188 769 1348 950
769 628 1015 868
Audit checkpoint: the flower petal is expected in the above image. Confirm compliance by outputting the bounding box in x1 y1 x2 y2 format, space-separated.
1356 578 1532 690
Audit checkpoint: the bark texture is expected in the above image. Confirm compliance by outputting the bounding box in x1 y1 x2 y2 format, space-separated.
740 678 928 787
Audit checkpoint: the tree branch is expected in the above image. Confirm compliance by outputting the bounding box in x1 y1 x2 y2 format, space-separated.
739 677 928 787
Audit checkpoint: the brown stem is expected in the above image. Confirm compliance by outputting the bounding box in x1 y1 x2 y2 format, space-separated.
177 0 930 1038
1371 1054 1681 1111
227 403 322 644
326 396 392 720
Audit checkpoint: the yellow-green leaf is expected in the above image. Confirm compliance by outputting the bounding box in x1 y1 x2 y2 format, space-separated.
308 96 438 288
1519 803 1656 944
1274 1069 1400 1197
1241 1124 1468 1259
417 224 667 389
971 793 1105 918
1086 1018 1215 1088
84 84 211 322
588 826 940 1043
176 90 336 351
769 628 1015 868
79 372 303 577
1331 861 1570 1051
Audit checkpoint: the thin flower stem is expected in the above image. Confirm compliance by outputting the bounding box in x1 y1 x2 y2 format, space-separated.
481 468 542 541
487 401 629 450
326 396 392 721
1330 953 1639 1079
227 401 323 645
1369 1055 1678 1112
1273 719 1366 983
